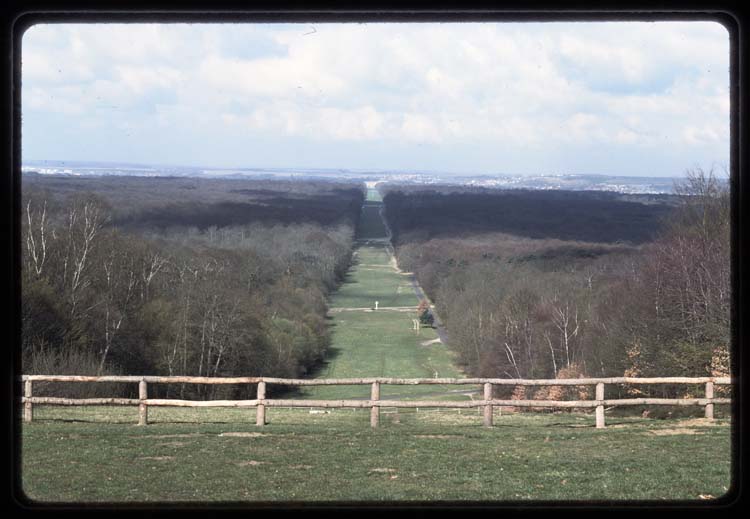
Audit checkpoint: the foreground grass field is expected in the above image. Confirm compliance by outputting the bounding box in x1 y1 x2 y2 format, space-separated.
20 406 732 503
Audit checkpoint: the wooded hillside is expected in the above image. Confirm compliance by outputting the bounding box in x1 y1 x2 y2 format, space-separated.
382 169 730 402
21 175 365 399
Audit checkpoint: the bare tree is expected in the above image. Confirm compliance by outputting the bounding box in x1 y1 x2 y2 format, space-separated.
548 294 580 369
97 238 139 374
24 198 50 278
61 196 108 320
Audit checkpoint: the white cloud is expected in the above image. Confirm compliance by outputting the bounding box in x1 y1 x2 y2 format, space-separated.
399 113 442 143
21 21 730 175
114 65 184 95
683 125 723 145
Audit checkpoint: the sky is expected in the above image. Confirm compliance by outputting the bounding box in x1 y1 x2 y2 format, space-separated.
21 22 730 177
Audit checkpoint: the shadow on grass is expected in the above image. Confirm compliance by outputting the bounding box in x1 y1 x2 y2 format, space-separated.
291 316 343 394
335 270 358 288
328 249 363 293
32 418 103 424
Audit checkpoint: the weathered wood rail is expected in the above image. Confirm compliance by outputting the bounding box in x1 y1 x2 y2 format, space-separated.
20 375 732 429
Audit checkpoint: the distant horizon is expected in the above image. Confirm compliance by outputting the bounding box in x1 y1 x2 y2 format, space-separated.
22 157 699 180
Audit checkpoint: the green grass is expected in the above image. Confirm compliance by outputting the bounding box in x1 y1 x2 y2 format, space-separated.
306 200 465 401
357 204 388 239
301 310 466 400
366 187 383 202
20 407 732 503
331 264 417 310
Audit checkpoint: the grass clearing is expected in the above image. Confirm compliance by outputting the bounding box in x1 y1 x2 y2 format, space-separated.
357 203 389 240
366 188 383 202
330 256 417 309
20 407 732 503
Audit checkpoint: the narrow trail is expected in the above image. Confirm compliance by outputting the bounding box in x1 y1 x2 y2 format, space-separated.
299 187 472 402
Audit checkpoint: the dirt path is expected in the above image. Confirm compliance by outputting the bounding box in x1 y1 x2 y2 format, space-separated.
328 306 417 313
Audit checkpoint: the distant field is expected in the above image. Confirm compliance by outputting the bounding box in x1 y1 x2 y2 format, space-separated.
304 192 466 401
331 246 417 309
357 203 389 239
20 407 732 503
366 188 383 202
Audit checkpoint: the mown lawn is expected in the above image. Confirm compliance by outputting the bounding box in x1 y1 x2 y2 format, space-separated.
366 187 383 202
301 308 467 401
330 259 416 309
357 203 388 239
308 226 465 401
19 407 732 503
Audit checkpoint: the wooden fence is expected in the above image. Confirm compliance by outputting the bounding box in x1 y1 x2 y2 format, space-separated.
20 375 732 429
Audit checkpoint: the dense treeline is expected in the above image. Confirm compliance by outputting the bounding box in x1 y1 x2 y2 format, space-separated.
21 175 364 398
22 173 364 230
383 169 730 401
382 185 677 245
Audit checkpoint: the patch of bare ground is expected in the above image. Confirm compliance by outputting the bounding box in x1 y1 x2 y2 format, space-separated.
329 306 416 313
676 418 721 427
289 464 313 470
137 456 174 461
219 432 269 438
369 467 399 480
606 423 639 429
645 418 721 435
131 433 205 439
157 441 187 447
413 434 460 439
235 460 266 467
649 428 705 436
420 338 442 346
415 411 478 426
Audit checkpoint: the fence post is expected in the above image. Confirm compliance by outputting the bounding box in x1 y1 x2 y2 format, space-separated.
595 382 605 429
705 381 714 420
24 380 33 423
138 379 148 426
256 381 266 426
483 383 493 427
370 381 380 428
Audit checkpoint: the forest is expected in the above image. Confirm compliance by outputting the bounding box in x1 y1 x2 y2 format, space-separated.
20 169 731 406
382 169 731 402
382 186 677 245
20 174 364 399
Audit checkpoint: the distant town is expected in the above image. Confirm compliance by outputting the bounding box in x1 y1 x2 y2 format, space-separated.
22 160 686 195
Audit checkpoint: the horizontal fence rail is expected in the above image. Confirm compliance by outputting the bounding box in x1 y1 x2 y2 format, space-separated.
20 375 732 429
